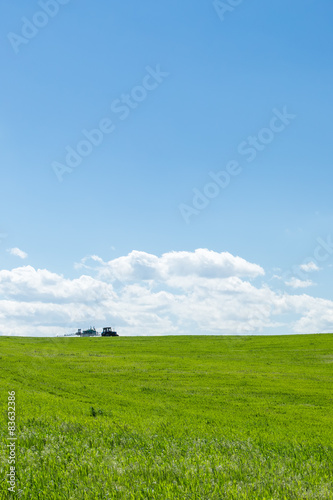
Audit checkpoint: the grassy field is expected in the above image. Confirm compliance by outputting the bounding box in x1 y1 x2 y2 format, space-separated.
0 334 332 499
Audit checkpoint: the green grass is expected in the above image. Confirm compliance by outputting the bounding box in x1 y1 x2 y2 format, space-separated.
0 334 333 499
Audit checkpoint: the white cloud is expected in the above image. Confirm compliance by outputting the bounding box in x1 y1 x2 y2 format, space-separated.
8 247 28 259
299 261 320 272
285 278 314 289
94 249 265 283
0 249 332 337
0 266 116 302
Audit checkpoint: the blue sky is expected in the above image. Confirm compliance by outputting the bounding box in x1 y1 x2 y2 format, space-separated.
1 0 333 336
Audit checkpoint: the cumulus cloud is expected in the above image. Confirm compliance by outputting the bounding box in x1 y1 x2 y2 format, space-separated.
0 266 116 303
93 249 265 283
285 278 315 289
7 247 28 259
0 249 332 337
299 261 320 272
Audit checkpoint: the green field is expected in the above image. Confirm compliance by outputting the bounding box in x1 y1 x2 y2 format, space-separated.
0 334 333 499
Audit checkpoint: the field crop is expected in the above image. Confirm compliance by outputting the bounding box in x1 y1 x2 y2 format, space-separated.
0 334 333 499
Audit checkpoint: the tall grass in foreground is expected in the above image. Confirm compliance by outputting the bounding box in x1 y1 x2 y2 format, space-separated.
0 334 333 498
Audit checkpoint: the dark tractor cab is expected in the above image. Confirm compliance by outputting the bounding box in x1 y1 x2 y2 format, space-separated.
102 327 118 337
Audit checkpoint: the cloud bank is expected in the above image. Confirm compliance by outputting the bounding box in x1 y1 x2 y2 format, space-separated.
0 249 332 336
